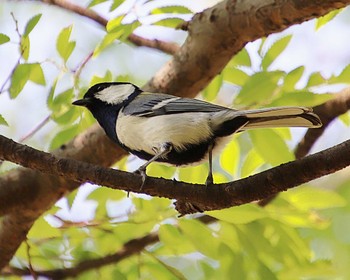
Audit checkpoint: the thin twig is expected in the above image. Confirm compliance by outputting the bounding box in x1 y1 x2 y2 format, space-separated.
0 13 23 95
40 0 179 54
19 115 51 143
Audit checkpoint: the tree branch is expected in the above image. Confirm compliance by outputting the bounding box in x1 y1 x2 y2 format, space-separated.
296 87 350 158
3 233 159 279
2 215 216 278
144 0 350 96
1 134 350 215
40 0 180 55
258 88 350 206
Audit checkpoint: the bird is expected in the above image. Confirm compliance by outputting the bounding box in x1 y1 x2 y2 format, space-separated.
73 82 322 187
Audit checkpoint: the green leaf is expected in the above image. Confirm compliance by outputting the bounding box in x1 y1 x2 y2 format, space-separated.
0 33 10 45
283 186 346 211
307 72 326 87
0 114 8 126
178 164 208 184
229 48 251 67
90 70 113 85
47 78 58 109
202 74 223 101
241 149 264 177
179 219 219 258
249 129 294 166
283 66 305 91
315 10 341 30
88 0 109 8
28 216 61 239
20 36 30 60
95 21 140 57
50 88 77 124
330 64 350 84
151 6 193 14
110 0 124 11
56 25 76 62
106 15 125 32
147 163 176 179
50 124 80 150
153 17 184 28
9 63 45 98
208 204 267 224
87 187 125 202
24 14 42 37
262 35 292 70
235 71 284 106
220 139 240 177
223 67 249 86
158 224 195 254
94 32 120 57
29 63 46 85
270 91 333 107
10 64 30 98
338 112 350 126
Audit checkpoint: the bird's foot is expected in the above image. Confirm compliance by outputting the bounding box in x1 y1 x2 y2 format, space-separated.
134 167 147 191
205 173 213 186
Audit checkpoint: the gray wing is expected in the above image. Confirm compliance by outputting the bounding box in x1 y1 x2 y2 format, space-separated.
123 92 230 117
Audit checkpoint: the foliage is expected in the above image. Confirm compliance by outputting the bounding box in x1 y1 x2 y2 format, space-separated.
1 1 350 279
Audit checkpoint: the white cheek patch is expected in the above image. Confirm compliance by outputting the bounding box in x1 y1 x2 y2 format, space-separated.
96 84 135 105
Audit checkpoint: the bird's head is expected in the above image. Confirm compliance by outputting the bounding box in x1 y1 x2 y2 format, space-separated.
73 82 141 109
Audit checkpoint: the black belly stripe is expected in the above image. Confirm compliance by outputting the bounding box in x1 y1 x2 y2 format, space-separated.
129 141 212 166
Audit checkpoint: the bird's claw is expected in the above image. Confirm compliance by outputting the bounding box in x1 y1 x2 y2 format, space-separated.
134 167 147 190
205 174 213 186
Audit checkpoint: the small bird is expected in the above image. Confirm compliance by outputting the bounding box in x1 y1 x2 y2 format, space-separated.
73 82 322 186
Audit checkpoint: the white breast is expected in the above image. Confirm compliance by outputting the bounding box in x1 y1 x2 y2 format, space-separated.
116 111 214 156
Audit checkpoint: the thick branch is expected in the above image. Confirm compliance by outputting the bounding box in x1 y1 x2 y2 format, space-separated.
41 0 179 54
1 135 349 215
144 0 350 96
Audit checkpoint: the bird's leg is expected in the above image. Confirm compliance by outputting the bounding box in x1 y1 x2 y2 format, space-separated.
205 143 214 186
135 142 172 190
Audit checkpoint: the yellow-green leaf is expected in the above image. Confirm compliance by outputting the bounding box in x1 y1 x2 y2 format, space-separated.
9 63 45 98
24 14 42 37
249 129 294 166
56 25 76 62
151 6 192 14
0 33 10 45
307 72 325 87
20 36 30 60
0 114 8 126
270 91 333 107
283 66 305 91
153 17 184 28
235 71 284 106
283 186 346 211
315 10 341 30
208 204 267 224
229 48 251 67
220 139 240 177
202 74 223 101
50 124 80 150
241 149 264 177
223 67 249 86
262 35 292 70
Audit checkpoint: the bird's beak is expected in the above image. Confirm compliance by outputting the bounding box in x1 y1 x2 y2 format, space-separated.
72 98 91 107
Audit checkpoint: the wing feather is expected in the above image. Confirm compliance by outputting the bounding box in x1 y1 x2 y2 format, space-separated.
122 93 228 117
